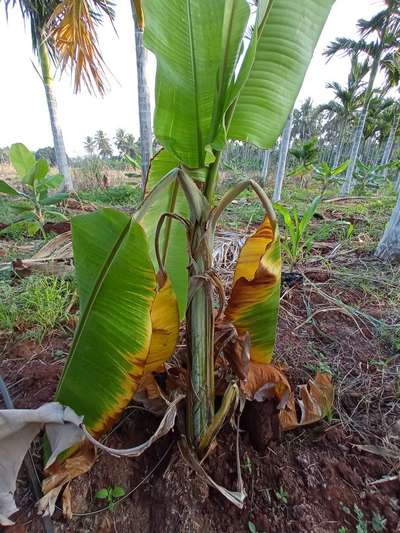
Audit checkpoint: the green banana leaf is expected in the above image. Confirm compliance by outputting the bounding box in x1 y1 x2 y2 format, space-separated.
0 180 20 196
229 0 334 148
141 150 189 319
10 143 35 178
56 209 157 436
143 0 248 168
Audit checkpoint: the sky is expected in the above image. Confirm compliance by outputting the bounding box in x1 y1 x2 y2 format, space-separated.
0 0 386 156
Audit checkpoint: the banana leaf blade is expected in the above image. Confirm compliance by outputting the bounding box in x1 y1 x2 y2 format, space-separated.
225 216 281 364
56 209 156 436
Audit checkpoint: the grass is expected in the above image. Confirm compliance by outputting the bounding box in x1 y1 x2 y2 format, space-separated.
0 275 74 340
78 184 142 207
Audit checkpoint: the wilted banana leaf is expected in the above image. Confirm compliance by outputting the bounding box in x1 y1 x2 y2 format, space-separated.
225 216 281 364
279 373 334 431
140 149 189 319
56 209 158 436
229 0 334 148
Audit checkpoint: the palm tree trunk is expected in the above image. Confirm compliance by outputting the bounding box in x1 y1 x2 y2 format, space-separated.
38 41 74 193
363 138 372 164
260 149 271 187
340 26 389 195
273 112 293 202
333 120 346 167
395 174 400 193
381 114 399 176
375 191 400 262
131 1 153 190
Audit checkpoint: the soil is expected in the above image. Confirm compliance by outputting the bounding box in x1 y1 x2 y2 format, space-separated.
1 250 400 533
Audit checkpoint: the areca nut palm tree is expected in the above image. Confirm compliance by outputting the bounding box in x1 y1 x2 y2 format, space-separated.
325 1 400 195
273 112 293 202
319 54 368 167
4 0 115 192
4 0 73 191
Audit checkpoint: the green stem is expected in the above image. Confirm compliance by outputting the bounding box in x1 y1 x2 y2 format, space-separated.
204 98 238 203
186 223 214 447
204 151 222 203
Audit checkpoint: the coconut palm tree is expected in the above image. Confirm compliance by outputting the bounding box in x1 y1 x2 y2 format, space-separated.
325 2 400 195
84 136 97 157
4 0 114 192
130 0 152 188
95 130 113 159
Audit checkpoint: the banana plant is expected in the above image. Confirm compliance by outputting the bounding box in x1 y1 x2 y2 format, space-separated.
0 143 67 239
55 0 334 453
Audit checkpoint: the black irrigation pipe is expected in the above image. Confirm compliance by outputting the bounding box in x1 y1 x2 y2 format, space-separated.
0 374 55 533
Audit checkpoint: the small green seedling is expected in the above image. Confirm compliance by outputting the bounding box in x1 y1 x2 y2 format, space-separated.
248 520 266 533
95 486 125 511
372 513 387 532
242 455 253 475
354 504 368 533
275 196 321 270
275 487 289 505
0 143 67 238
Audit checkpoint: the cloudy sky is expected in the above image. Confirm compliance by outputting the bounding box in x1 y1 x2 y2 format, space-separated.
0 0 385 156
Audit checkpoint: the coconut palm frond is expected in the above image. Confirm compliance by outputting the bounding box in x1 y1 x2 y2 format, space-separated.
47 0 115 95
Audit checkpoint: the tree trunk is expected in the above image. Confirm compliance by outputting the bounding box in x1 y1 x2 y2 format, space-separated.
395 173 400 193
375 192 400 262
273 112 293 202
333 120 346 168
38 41 74 193
131 1 153 190
261 149 271 187
340 23 388 196
381 114 399 176
363 138 373 164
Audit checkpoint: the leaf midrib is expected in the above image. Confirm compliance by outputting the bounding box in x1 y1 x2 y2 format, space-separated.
186 0 203 165
56 216 134 395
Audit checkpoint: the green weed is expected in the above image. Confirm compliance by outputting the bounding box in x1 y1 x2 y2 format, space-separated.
275 487 288 505
78 184 142 207
95 486 126 511
0 275 73 339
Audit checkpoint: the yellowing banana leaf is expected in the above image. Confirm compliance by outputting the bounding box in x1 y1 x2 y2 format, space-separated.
225 216 281 364
145 276 180 374
141 149 189 319
56 209 157 436
229 0 334 148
